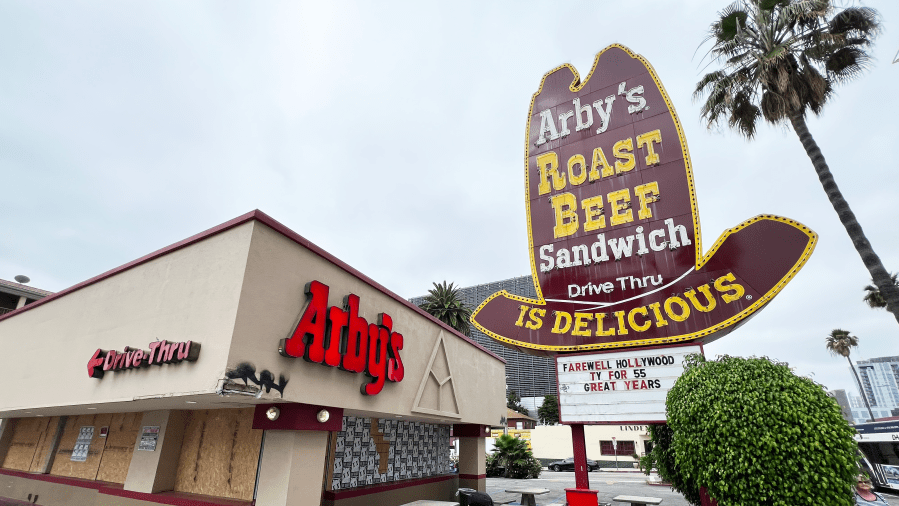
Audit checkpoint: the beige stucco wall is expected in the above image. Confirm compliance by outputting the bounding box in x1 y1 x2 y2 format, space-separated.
225 221 506 426
0 216 505 427
0 222 255 417
529 424 651 461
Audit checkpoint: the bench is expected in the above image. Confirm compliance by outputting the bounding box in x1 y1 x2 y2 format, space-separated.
612 495 662 506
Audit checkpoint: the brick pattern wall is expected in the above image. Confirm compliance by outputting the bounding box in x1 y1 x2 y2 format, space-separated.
330 416 450 490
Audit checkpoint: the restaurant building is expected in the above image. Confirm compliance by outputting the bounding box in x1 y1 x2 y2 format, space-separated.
0 210 505 506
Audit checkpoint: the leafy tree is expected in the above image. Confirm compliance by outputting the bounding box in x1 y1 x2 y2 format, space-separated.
695 1 899 325
486 434 542 479
657 354 857 505
645 424 701 505
826 328 874 422
418 281 471 336
507 390 528 416
537 394 559 425
863 273 899 309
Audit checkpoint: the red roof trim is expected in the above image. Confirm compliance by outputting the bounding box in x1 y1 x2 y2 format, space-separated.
0 210 505 364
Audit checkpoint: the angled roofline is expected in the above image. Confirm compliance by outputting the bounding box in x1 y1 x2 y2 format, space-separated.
0 210 505 364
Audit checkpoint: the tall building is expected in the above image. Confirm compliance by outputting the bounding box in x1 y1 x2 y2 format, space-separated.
848 356 899 422
412 276 558 398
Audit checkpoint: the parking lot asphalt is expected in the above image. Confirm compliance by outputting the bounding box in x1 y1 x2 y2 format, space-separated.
485 470 899 505
486 470 689 505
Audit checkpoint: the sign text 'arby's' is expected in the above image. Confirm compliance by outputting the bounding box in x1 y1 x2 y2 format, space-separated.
279 280 404 396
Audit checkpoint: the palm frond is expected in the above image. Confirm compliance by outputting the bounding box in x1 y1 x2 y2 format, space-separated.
825 328 858 358
826 46 872 84
828 7 880 42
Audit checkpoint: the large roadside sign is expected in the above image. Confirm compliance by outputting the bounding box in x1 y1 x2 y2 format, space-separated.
471 44 816 355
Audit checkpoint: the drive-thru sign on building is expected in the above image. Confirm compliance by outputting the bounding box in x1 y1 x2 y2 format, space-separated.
471 44 817 505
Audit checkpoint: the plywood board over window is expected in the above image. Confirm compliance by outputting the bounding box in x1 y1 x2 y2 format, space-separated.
96 412 143 484
50 414 112 480
1 416 60 472
173 408 262 501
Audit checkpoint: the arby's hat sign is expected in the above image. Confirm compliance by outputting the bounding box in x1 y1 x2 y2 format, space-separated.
471 45 817 355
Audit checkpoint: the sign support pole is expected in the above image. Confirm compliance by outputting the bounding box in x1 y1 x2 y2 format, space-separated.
565 424 598 506
572 424 589 489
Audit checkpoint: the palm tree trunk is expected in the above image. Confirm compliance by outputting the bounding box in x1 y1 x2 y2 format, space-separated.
789 114 899 326
847 355 876 422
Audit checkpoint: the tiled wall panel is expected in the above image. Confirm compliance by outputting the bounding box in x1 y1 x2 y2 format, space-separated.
330 416 450 491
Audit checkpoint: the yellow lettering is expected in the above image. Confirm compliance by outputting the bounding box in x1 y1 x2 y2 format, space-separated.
551 193 579 238
607 189 634 227
714 273 746 303
551 311 572 334
627 306 651 332
634 181 659 220
636 129 662 166
572 312 594 336
568 154 588 186
614 311 629 335
537 152 565 195
664 296 690 322
613 138 635 174
648 302 668 327
514 305 529 327
684 285 717 312
581 195 605 232
594 313 616 336
526 308 545 330
590 147 614 180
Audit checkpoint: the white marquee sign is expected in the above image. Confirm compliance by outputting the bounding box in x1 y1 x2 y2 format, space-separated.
556 345 702 423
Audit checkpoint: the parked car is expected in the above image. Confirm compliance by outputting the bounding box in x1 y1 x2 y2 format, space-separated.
546 457 599 472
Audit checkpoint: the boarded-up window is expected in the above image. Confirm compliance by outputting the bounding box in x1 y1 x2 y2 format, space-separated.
45 413 142 482
1 416 61 472
173 408 262 501
96 412 143 483
50 414 110 479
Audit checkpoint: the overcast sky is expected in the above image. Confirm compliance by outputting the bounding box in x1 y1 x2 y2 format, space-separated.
2 0 897 396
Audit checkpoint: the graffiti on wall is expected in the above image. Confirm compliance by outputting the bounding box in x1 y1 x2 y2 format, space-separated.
224 362 289 397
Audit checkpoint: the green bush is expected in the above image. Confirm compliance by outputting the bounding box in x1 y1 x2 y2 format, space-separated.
486 434 542 479
648 423 701 505
659 354 857 506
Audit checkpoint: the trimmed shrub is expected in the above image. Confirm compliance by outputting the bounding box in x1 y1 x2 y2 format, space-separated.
659 354 857 506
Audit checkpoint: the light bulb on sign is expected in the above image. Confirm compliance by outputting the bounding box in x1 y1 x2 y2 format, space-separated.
265 406 280 421
317 409 330 423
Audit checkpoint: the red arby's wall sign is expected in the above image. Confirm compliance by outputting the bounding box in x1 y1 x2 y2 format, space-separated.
471 44 817 355
87 340 200 379
279 280 404 396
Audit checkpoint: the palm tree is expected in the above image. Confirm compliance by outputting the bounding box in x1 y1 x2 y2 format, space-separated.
695 1 899 326
863 273 899 309
418 281 472 336
490 434 541 479
825 328 874 422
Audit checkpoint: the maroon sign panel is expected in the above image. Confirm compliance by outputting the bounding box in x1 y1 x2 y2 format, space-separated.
471 45 816 355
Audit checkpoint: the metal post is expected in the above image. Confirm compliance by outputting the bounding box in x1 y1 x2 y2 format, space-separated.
613 436 618 469
571 424 589 490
